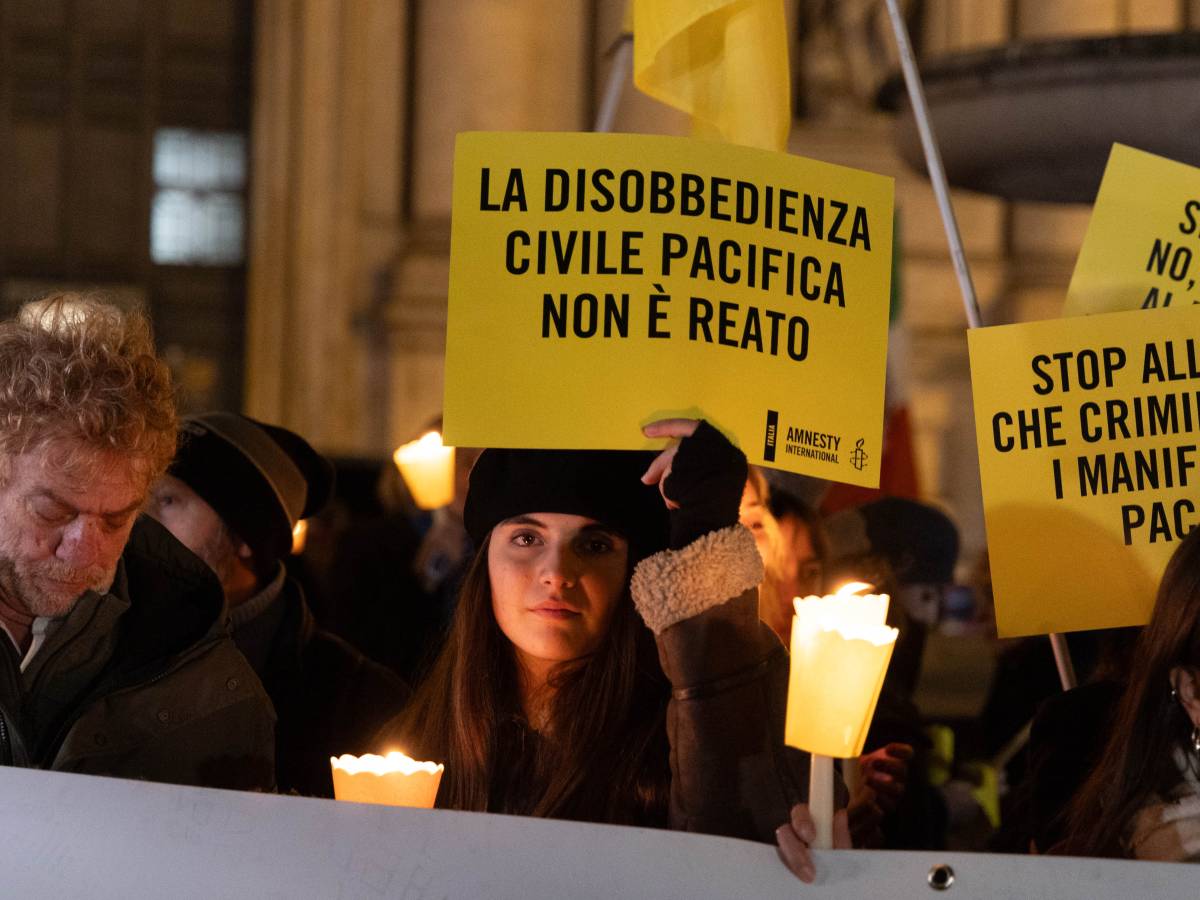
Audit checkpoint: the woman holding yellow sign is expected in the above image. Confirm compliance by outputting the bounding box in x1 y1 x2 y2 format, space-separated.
379 418 843 879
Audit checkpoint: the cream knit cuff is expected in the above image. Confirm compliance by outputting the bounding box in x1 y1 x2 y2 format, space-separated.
630 524 764 634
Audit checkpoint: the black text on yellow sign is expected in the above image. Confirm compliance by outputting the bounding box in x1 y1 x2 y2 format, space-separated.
444 132 894 486
1067 143 1200 315
970 305 1200 637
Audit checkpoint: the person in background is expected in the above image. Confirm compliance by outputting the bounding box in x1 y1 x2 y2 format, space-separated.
1018 626 1139 853
323 430 481 684
0 294 274 789
739 471 913 848
767 488 828 635
825 498 959 700
1062 527 1200 860
739 472 832 642
410 440 483 637
824 498 958 849
146 412 408 797
318 460 431 682
738 468 789 640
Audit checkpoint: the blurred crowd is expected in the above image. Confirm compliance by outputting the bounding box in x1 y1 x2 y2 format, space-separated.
1 293 1196 883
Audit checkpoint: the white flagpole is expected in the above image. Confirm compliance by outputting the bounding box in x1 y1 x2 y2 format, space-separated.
882 0 980 329
594 35 633 133
881 0 1077 690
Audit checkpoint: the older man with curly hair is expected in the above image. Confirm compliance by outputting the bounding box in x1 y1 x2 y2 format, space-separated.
0 294 275 789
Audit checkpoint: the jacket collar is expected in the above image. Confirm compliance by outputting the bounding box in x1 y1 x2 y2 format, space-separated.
106 516 226 680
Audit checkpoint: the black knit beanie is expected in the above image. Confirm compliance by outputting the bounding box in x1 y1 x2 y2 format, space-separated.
826 497 959 585
169 412 335 568
463 448 669 561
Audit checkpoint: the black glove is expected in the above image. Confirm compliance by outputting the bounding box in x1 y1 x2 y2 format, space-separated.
662 420 748 549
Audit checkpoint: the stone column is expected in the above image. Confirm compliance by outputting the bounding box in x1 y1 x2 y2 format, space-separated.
246 0 406 454
386 0 591 447
249 0 594 454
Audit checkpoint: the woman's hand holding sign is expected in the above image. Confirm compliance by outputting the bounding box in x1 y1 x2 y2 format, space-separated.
641 419 747 549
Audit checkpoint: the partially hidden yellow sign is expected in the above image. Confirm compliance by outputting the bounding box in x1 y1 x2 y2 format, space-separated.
969 305 1200 637
443 132 894 485
1066 143 1200 316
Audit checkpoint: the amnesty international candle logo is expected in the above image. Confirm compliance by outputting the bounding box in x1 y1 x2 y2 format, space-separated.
850 438 869 471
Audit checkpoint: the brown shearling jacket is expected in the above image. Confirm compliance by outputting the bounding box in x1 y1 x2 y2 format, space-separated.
633 523 820 842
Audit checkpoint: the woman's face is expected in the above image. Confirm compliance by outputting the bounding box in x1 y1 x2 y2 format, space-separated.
488 512 629 673
777 515 823 597
739 481 771 559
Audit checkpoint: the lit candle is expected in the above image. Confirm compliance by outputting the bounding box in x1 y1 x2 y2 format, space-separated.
291 519 309 555
393 431 456 510
330 750 444 808
785 581 899 848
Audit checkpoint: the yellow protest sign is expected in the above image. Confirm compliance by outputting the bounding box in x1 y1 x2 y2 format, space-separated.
1066 143 1200 316
969 305 1200 637
443 132 894 486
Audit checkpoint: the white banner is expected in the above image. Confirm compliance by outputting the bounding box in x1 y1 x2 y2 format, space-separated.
0 766 1192 898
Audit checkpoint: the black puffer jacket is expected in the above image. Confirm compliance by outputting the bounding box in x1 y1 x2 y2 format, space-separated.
232 572 410 797
0 517 276 790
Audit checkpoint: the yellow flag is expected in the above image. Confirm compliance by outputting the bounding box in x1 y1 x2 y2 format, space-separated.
633 0 791 152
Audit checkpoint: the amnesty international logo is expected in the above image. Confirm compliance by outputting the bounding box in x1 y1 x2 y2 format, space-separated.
850 438 869 471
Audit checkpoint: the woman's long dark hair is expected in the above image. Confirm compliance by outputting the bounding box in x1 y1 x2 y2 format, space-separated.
380 534 671 825
1062 527 1200 856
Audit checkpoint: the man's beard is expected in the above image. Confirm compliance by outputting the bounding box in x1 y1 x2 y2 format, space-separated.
0 553 112 619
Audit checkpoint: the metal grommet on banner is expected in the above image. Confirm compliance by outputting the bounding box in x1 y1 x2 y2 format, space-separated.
927 864 955 891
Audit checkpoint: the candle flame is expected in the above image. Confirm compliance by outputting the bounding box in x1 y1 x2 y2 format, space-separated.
394 430 449 463
291 519 309 555
330 750 444 777
792 583 897 646
833 581 873 597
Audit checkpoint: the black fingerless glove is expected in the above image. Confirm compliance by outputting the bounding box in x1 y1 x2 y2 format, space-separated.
662 420 748 549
